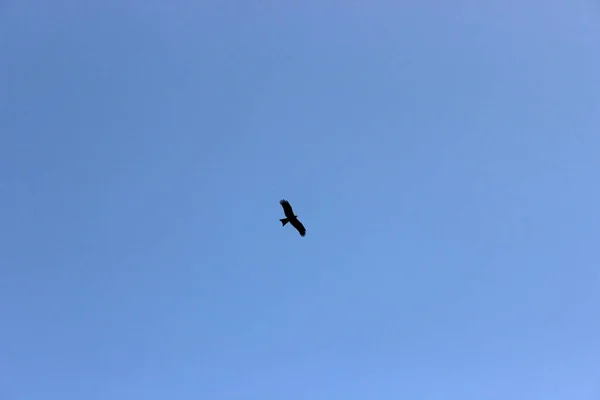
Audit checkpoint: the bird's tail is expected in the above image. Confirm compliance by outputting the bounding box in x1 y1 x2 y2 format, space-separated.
280 218 289 226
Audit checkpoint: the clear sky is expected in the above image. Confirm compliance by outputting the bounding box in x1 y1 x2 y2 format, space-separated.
1 1 599 399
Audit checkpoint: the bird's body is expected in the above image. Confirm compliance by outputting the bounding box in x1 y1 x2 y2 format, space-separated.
279 199 306 237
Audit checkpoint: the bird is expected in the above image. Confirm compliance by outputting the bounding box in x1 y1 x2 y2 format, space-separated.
279 199 306 237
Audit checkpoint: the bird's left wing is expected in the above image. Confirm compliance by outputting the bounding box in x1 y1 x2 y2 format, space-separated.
290 218 306 237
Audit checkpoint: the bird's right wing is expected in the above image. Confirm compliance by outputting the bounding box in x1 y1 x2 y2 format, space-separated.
279 199 294 217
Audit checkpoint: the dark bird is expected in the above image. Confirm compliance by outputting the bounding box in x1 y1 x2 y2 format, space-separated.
279 199 306 237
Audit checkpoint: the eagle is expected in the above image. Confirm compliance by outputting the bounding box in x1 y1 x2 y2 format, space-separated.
279 199 306 237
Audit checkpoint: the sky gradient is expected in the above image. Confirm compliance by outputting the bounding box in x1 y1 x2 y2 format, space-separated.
1 1 600 399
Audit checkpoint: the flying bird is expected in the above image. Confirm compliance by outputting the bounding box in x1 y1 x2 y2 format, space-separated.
279 199 306 237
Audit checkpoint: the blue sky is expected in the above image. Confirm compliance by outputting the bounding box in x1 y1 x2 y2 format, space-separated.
1 1 599 399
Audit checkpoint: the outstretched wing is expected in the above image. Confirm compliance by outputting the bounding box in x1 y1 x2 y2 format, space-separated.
279 199 294 218
290 218 306 237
